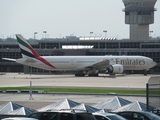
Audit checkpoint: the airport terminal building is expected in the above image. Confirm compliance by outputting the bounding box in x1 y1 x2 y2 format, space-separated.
0 36 160 74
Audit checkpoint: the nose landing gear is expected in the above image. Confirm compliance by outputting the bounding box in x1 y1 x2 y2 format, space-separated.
144 70 147 76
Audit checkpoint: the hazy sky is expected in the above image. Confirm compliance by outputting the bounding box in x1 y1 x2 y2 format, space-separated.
0 0 160 39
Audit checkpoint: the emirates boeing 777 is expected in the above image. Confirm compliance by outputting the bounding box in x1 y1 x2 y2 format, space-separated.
2 34 156 76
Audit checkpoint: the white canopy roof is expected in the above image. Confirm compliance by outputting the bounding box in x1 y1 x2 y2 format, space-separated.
72 103 99 113
7 107 36 115
0 102 36 115
93 96 131 112
112 101 155 112
37 99 80 111
0 102 24 114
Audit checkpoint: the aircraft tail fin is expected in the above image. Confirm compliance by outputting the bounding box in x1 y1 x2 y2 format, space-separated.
16 34 40 58
15 34 56 68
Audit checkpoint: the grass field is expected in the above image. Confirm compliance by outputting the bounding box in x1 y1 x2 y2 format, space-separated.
0 87 146 95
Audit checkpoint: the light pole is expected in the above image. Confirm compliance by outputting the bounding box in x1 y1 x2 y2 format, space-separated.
103 30 107 38
59 34 61 38
90 32 93 40
103 30 107 49
149 31 153 38
90 32 93 37
43 31 47 39
43 31 47 49
34 32 38 39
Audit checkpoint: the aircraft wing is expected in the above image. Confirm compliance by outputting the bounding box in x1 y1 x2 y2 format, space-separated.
2 58 16 62
86 59 110 69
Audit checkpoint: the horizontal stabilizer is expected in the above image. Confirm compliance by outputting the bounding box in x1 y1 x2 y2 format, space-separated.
2 58 16 62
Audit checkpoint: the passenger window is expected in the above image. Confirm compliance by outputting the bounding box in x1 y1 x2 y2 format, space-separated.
94 115 109 120
29 113 40 119
47 113 57 120
133 113 145 120
60 113 73 120
120 113 132 119
76 113 97 120
40 112 57 120
41 113 49 120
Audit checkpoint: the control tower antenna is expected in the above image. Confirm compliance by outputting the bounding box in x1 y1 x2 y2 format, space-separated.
122 0 157 40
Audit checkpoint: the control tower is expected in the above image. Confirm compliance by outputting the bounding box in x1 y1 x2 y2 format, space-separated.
122 0 157 40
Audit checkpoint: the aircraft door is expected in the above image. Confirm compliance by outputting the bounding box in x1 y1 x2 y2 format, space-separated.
71 59 74 65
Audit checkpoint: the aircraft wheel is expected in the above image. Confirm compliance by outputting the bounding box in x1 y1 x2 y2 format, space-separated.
88 73 99 77
75 73 85 77
95 73 99 77
144 70 147 76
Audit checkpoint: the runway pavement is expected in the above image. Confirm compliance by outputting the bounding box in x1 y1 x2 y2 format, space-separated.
0 73 159 109
0 73 157 89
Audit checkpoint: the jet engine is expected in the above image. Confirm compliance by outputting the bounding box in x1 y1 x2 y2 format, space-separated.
106 64 124 74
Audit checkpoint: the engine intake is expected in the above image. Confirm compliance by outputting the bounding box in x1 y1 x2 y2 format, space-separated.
107 64 124 74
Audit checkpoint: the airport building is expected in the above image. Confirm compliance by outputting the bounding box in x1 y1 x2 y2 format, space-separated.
0 0 159 74
0 36 160 74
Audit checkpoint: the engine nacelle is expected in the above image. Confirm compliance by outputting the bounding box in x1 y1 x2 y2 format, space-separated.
106 64 124 74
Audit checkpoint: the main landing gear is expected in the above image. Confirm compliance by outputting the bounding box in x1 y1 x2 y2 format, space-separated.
88 73 99 77
75 72 99 77
75 72 85 77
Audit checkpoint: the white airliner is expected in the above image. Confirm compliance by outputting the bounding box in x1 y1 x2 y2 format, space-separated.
2 34 156 76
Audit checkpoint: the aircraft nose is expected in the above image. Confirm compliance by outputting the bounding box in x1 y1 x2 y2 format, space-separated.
150 61 157 68
153 61 157 67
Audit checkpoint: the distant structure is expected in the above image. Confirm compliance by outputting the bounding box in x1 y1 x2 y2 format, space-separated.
122 0 157 40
